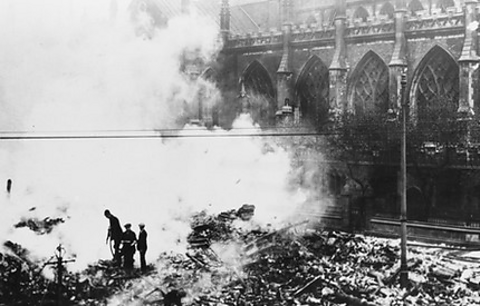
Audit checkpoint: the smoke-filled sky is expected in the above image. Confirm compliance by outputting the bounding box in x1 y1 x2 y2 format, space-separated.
0 0 328 272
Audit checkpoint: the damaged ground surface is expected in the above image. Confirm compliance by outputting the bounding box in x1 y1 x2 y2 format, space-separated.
2 207 480 305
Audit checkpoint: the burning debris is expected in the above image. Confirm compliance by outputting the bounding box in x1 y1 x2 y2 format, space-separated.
14 216 65 235
3 205 480 305
100 207 480 306
187 204 256 248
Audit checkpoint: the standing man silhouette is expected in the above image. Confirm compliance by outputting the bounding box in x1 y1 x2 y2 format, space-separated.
137 223 148 273
104 209 123 264
121 223 136 274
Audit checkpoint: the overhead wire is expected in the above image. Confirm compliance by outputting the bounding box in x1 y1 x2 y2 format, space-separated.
0 122 478 140
0 126 334 140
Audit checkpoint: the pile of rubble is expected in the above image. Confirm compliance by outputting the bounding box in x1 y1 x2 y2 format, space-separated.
107 206 480 306
0 241 51 305
1 214 146 306
187 204 256 248
4 206 480 305
72 259 152 305
0 242 152 305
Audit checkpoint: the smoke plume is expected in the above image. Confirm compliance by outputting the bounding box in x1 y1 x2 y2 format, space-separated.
0 0 328 273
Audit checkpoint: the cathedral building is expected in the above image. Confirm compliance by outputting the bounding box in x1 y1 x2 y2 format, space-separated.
133 0 480 244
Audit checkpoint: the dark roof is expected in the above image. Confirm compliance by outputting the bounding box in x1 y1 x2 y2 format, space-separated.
230 5 261 33
137 0 373 35
132 0 262 34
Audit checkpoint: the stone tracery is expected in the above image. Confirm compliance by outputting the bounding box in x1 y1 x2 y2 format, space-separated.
350 51 389 116
295 56 329 127
412 46 459 122
242 60 276 124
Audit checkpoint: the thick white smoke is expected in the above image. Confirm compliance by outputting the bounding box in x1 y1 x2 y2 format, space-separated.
0 0 220 132
0 0 327 273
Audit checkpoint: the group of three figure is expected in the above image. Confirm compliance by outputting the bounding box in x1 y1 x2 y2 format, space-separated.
104 209 148 273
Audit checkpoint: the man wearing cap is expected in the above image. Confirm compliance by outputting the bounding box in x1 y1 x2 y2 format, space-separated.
137 223 148 273
121 223 137 273
104 209 123 264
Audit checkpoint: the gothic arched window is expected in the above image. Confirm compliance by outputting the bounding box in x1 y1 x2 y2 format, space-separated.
243 60 276 124
408 0 425 15
413 46 459 122
353 6 369 22
295 56 329 127
379 2 394 18
199 67 219 126
436 0 455 12
243 60 275 99
350 51 389 116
